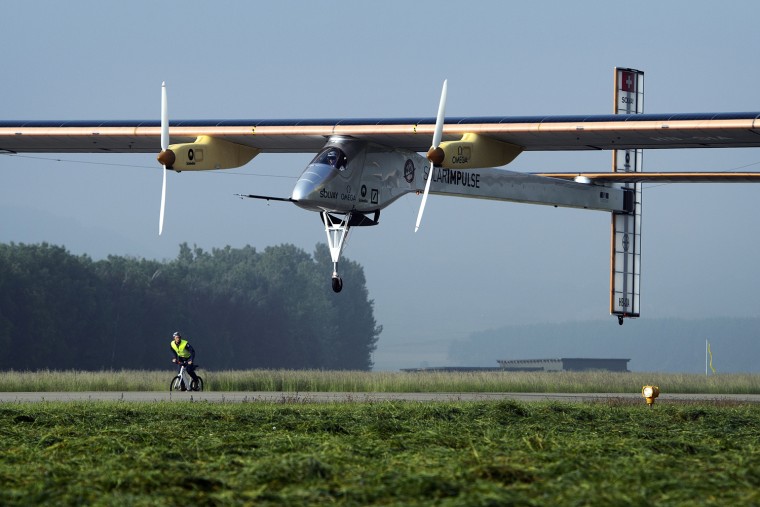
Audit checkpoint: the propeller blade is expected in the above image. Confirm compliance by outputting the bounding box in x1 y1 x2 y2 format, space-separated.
432 79 447 148
159 81 169 236
161 81 169 151
159 166 167 235
415 79 447 233
414 170 433 233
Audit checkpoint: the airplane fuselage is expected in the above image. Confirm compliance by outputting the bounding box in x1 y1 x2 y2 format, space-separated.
291 136 629 216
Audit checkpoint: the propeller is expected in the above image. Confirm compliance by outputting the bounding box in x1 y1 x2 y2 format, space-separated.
156 82 175 235
415 79 447 232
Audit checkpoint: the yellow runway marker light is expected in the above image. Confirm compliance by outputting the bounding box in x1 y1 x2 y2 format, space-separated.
642 385 660 407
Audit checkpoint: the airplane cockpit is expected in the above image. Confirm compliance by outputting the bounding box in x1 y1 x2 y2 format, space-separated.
292 146 353 208
312 147 348 170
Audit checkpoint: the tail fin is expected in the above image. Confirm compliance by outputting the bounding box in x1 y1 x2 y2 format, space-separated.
610 68 644 325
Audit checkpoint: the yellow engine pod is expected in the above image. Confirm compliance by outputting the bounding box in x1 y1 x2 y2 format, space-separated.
169 136 260 171
439 133 523 169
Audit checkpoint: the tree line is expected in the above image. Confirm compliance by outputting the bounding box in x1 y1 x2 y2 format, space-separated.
0 242 381 371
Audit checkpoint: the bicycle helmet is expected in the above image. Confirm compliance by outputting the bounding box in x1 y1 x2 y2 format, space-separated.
173 331 181 338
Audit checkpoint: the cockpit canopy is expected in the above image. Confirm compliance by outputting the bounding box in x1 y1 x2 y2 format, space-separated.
311 147 348 170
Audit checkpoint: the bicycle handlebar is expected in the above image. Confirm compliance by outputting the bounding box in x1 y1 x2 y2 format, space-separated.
174 360 199 368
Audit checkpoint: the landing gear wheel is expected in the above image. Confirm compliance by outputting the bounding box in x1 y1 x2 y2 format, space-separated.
331 276 343 293
618 316 624 326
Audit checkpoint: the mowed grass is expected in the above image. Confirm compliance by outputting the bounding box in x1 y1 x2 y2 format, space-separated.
1 400 759 506
2 369 760 394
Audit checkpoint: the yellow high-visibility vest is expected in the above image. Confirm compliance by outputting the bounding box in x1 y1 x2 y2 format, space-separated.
171 339 191 359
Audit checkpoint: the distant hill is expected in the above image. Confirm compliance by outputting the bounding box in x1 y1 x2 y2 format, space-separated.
447 317 760 373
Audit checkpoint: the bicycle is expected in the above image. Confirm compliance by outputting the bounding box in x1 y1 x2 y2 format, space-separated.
169 361 204 392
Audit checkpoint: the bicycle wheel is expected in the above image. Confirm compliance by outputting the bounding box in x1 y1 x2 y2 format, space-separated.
191 376 204 392
170 377 183 391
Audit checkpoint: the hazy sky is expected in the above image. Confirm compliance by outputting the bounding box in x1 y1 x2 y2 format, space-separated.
2 1 760 369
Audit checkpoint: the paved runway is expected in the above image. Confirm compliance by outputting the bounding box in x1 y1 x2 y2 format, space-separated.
1 391 759 403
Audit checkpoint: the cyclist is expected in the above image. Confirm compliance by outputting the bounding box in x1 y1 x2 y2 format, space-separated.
170 331 200 391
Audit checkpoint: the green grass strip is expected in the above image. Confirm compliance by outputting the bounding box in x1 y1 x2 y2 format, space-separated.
0 400 758 505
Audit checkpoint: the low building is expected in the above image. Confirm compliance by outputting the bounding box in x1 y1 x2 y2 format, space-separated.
497 358 629 372
400 366 502 373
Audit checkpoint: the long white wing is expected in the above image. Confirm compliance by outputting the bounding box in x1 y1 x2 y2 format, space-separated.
3 112 760 154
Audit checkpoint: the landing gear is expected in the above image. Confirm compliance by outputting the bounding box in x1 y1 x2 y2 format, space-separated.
322 211 351 294
618 315 624 326
320 210 380 292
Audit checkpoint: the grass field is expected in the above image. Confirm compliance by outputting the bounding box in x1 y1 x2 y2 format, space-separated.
2 369 760 394
1 400 758 506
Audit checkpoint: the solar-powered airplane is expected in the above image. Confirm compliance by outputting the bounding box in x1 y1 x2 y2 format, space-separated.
2 68 760 324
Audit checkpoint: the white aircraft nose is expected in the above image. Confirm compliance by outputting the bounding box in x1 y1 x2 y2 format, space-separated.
292 163 336 203
291 178 315 201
